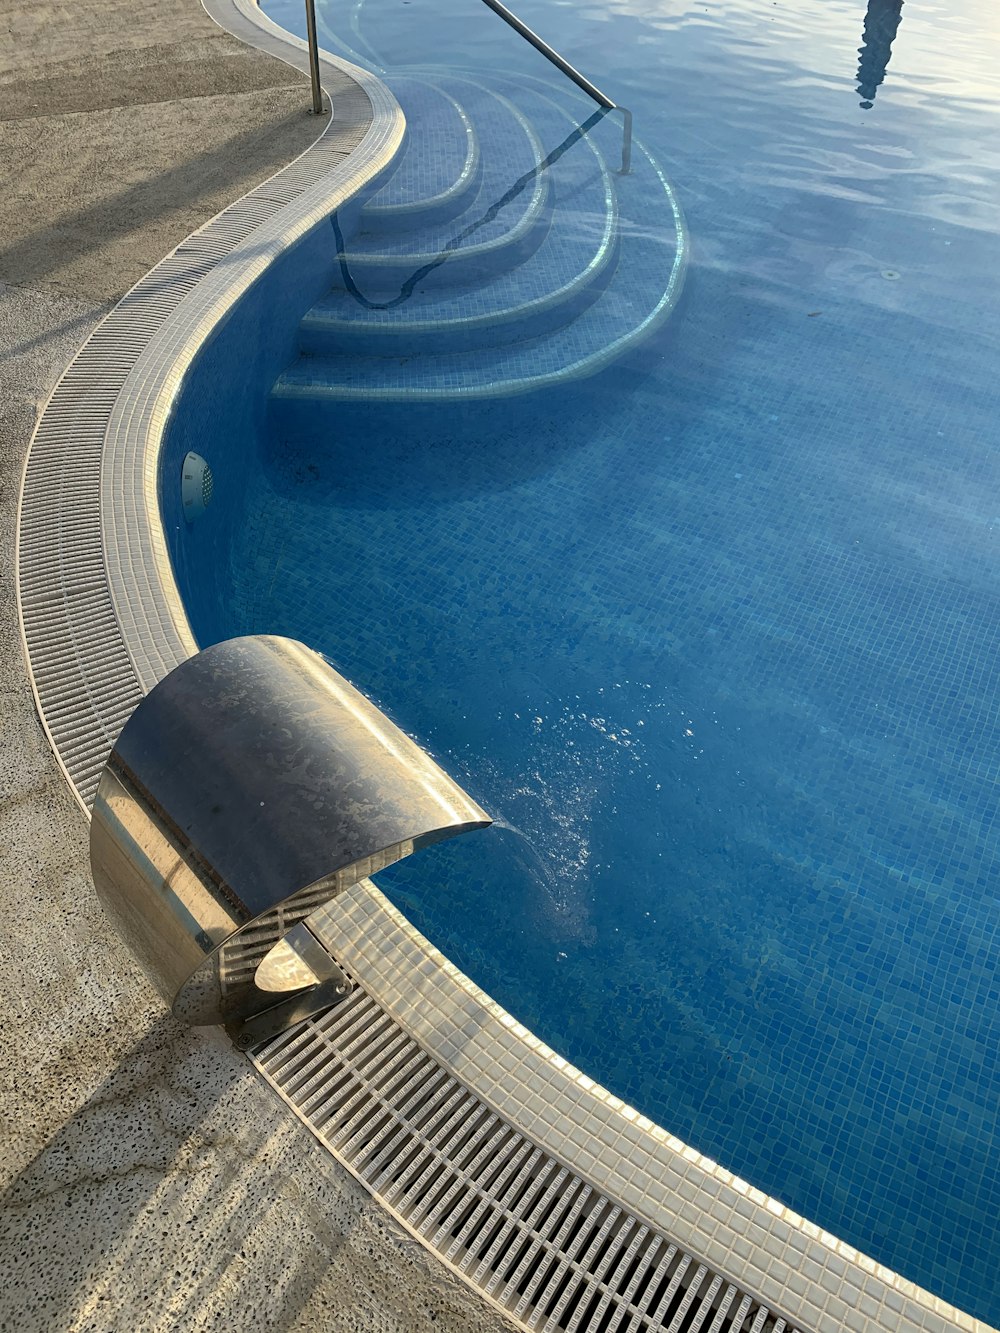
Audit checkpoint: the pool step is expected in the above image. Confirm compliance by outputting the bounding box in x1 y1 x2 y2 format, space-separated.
341 83 552 290
300 91 619 356
274 172 681 406
270 73 687 408
360 76 480 232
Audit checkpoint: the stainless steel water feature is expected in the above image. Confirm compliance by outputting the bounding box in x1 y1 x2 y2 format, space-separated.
90 635 490 1041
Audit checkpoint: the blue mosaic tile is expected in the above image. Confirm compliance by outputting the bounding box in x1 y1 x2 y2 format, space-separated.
171 0 1000 1320
343 79 549 271
363 75 477 217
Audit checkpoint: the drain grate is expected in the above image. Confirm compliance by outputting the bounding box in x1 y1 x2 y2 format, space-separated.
254 984 805 1333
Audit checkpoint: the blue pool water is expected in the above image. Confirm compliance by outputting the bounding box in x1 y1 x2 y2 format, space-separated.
166 0 1000 1319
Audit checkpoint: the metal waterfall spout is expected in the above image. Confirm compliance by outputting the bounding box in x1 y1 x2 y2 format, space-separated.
89 635 491 1044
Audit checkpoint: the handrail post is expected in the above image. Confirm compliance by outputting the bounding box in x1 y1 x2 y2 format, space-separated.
620 107 632 175
304 0 325 115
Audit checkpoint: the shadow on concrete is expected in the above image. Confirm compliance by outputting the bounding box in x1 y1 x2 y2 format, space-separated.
0 1017 345 1331
0 299 112 363
0 107 318 297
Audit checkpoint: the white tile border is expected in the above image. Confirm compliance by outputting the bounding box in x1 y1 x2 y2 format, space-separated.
15 3 996 1332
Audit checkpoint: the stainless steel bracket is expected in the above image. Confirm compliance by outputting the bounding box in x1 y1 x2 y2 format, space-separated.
226 923 353 1049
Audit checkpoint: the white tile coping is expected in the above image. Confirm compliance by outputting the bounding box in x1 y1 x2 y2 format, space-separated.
15 1 996 1331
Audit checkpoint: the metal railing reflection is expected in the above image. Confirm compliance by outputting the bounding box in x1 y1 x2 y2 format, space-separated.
90 636 490 1043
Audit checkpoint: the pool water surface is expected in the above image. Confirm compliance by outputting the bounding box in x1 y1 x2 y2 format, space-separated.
169 0 1000 1319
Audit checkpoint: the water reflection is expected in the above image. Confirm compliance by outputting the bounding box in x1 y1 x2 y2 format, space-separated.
857 0 904 108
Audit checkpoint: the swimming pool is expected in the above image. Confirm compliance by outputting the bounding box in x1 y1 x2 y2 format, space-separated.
165 0 1000 1321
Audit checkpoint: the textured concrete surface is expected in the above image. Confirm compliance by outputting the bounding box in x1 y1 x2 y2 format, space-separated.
0 2 512 1328
0 2 320 299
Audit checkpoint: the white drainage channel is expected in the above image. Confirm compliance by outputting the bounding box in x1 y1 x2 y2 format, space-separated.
256 976 799 1333
13 2 989 1332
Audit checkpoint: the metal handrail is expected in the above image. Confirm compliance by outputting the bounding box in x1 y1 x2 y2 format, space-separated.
479 0 632 173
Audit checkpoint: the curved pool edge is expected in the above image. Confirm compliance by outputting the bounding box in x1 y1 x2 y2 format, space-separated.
12 2 992 1331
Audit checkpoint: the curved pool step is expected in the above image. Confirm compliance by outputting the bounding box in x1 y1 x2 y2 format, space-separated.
339 82 552 291
270 67 687 412
361 77 480 232
272 138 684 406
302 94 619 356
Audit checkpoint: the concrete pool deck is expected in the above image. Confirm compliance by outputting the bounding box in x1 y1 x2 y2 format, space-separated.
0 3 511 1328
